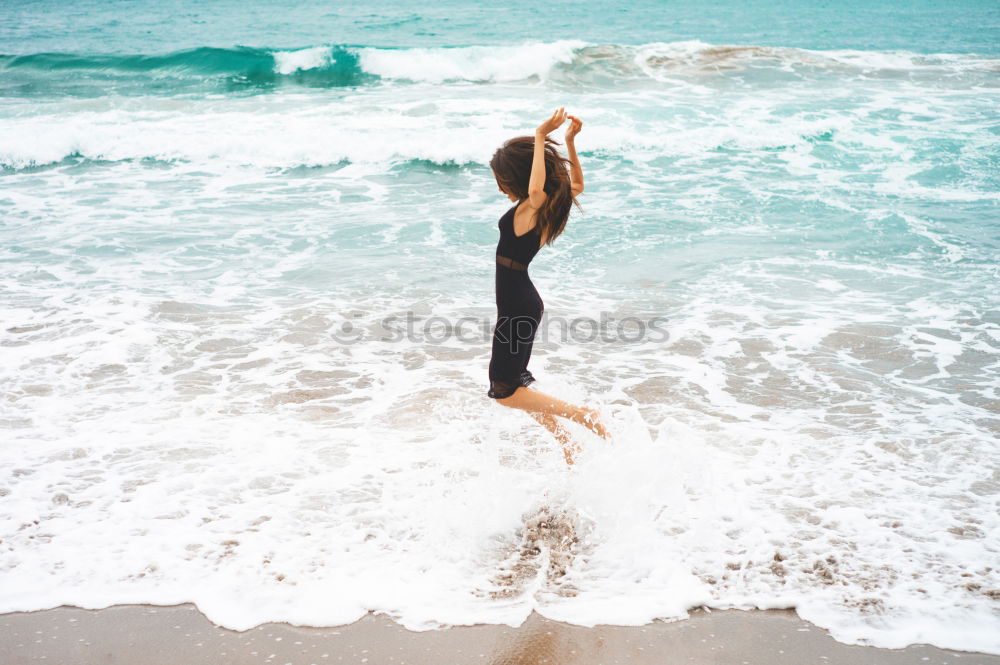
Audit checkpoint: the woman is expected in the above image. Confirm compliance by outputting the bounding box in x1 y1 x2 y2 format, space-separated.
487 107 611 465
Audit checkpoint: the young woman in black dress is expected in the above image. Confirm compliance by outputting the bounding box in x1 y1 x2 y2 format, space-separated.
487 107 610 464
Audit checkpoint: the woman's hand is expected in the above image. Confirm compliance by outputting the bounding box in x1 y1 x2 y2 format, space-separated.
565 114 583 142
536 107 568 136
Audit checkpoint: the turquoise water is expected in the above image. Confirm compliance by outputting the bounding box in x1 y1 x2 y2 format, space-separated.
2 0 999 55
1 0 999 653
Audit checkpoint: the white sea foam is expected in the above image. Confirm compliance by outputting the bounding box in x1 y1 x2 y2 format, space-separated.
344 39 1000 84
1 211 997 648
272 46 335 74
352 40 587 83
1 86 996 213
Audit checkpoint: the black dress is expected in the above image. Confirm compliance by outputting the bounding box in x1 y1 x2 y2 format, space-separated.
487 202 544 399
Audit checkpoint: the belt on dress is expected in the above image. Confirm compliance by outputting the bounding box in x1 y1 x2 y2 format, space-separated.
496 254 528 271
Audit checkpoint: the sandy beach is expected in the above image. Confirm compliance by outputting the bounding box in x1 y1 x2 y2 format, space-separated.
2 604 997 665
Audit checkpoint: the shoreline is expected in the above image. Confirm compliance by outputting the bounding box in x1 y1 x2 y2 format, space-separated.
2 604 997 665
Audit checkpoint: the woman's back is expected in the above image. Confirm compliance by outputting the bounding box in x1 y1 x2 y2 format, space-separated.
496 202 542 268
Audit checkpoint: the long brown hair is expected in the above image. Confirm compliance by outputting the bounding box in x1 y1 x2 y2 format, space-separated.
489 135 579 247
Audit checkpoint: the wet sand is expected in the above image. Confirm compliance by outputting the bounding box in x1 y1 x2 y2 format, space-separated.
1 604 997 665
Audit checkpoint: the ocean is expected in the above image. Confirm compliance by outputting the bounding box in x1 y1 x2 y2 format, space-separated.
1 0 998 654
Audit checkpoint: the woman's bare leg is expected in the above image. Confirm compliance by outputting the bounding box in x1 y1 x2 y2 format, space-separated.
497 386 610 439
530 412 580 465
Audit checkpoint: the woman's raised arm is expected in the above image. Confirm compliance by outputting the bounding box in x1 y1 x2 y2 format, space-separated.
565 114 584 194
529 107 568 209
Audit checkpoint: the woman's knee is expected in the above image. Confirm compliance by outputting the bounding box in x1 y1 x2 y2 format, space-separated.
495 385 525 405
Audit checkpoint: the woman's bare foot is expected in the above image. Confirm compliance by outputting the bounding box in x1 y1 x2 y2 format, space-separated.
574 407 611 439
530 411 582 465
